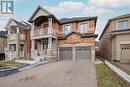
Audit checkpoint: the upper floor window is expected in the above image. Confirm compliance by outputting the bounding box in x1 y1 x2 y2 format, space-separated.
64 24 71 35
80 23 88 33
118 20 128 30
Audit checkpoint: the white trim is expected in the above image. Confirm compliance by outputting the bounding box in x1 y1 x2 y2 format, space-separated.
120 41 130 44
31 35 57 40
58 43 93 47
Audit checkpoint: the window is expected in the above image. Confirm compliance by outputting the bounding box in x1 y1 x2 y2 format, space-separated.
80 23 88 33
10 44 16 51
118 20 128 30
64 25 71 35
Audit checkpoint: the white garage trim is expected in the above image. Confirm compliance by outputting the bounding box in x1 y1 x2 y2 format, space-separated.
120 41 130 44
58 43 93 47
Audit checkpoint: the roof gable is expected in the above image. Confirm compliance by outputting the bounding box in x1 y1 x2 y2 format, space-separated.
5 18 31 30
5 18 17 29
28 6 52 22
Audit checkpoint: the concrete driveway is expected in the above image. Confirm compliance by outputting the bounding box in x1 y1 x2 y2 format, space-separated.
0 60 97 87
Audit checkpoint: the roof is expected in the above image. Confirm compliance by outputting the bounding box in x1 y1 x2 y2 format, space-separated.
0 31 7 38
5 18 31 29
99 13 130 40
58 32 98 40
28 6 52 22
28 6 97 24
59 17 97 24
12 19 31 29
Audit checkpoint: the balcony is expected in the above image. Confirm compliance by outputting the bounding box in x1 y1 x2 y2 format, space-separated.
9 34 25 40
31 28 57 39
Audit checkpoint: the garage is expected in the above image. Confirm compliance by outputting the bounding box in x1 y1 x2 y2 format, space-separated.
59 46 91 60
75 46 91 59
59 47 73 60
120 44 130 61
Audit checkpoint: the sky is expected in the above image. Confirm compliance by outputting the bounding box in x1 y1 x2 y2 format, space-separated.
0 0 130 40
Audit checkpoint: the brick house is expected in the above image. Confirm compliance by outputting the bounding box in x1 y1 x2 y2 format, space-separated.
0 31 7 60
28 6 98 62
99 13 130 62
5 18 31 60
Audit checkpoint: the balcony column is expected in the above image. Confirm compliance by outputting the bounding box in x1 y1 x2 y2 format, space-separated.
46 37 53 61
48 18 52 34
31 22 34 37
7 29 10 59
16 27 20 59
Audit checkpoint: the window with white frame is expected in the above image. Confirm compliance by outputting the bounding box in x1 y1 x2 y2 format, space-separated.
80 23 88 33
118 20 128 30
64 24 71 35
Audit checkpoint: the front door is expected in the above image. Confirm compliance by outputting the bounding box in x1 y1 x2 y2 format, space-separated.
43 39 48 50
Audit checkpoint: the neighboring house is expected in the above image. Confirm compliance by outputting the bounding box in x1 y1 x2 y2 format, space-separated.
5 18 31 60
0 31 7 60
28 6 98 62
99 13 130 62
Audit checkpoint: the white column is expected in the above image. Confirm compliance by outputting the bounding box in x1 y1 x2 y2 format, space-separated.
16 27 20 59
48 18 52 34
48 37 52 49
31 22 34 37
73 47 76 61
91 50 95 62
31 40 35 51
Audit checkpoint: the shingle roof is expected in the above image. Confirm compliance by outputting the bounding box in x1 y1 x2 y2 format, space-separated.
58 31 98 40
59 17 97 24
11 19 31 29
0 31 7 38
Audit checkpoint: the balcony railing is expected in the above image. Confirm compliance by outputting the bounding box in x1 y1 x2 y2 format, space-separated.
9 51 24 59
31 28 57 37
9 34 25 40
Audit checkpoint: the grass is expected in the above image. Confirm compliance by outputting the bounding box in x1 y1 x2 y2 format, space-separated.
0 61 23 69
96 64 130 87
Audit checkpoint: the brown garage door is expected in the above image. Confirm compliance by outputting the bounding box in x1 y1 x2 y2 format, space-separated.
59 47 73 60
75 46 91 59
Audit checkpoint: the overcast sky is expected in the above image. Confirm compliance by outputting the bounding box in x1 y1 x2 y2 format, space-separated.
0 0 130 40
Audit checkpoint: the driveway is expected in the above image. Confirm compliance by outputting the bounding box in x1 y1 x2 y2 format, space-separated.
0 60 97 87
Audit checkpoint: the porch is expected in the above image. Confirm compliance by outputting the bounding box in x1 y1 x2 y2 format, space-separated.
9 44 25 60
31 37 58 61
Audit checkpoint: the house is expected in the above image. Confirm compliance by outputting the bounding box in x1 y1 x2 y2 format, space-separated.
5 18 31 60
99 13 130 62
28 6 98 62
0 31 7 60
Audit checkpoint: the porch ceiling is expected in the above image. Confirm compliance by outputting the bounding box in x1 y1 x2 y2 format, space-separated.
34 16 48 26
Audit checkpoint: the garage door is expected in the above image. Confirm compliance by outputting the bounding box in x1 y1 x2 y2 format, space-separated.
120 44 130 61
59 47 72 60
75 46 91 59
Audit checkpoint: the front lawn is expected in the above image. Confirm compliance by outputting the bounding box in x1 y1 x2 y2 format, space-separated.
0 61 24 69
96 64 130 87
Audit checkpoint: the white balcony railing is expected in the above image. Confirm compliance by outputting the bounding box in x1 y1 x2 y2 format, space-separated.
9 34 16 40
31 28 57 37
9 51 24 59
9 34 25 40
